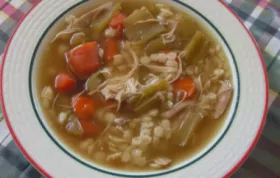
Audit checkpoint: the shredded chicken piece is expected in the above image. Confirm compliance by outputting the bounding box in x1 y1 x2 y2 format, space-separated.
194 75 203 98
89 44 139 95
52 28 81 42
65 15 77 26
72 2 113 28
159 8 173 18
100 121 113 137
51 94 60 112
142 64 177 73
107 152 122 161
120 44 140 81
134 19 160 25
175 90 187 104
115 90 124 111
213 81 233 119
140 51 181 84
70 32 85 46
150 157 172 168
89 43 140 110
52 2 113 42
41 86 55 109
169 54 183 83
72 89 86 101
114 118 128 126
161 20 178 45
218 80 232 94
56 104 72 109
125 78 139 93
100 68 113 79
161 101 194 119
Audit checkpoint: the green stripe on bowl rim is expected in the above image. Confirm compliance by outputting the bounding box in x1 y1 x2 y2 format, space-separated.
28 0 240 177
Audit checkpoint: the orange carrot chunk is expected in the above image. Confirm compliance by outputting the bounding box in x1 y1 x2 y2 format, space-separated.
54 72 76 93
67 42 101 78
109 13 126 29
91 94 117 108
114 24 124 39
172 78 196 99
73 96 95 120
109 13 126 39
79 120 102 137
103 38 119 62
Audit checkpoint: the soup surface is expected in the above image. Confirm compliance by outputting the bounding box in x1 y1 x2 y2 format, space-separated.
37 0 233 171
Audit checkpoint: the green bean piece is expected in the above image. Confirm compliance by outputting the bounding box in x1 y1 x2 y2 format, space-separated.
85 72 104 92
175 15 198 40
134 95 161 114
124 7 166 44
171 113 202 147
91 3 121 40
145 37 185 55
128 79 168 105
183 31 205 61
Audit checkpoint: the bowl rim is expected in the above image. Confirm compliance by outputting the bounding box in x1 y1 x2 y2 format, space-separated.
29 0 240 177
0 0 268 177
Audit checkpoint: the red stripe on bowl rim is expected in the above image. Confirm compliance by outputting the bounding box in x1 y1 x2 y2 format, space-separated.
0 1 52 178
218 0 269 177
0 1 269 178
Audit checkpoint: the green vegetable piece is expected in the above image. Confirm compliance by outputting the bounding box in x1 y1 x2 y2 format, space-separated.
71 2 114 28
175 15 198 40
85 72 104 92
144 14 198 54
171 113 202 147
124 7 166 44
145 37 166 54
128 79 168 105
145 37 184 55
91 3 121 39
134 95 161 114
183 31 205 61
192 39 210 61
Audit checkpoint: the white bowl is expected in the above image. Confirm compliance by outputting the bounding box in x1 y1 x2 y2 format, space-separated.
0 0 268 177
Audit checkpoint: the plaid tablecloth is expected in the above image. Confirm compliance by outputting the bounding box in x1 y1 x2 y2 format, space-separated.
0 0 280 177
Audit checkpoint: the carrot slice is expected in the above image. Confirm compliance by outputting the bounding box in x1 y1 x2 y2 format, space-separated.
54 72 76 93
109 13 126 39
114 24 123 39
67 42 101 78
103 38 119 62
172 78 196 99
79 120 102 137
109 13 126 29
73 96 95 120
91 93 116 108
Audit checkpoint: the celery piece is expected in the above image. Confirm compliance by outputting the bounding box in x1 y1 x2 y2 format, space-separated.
183 31 205 61
124 8 166 44
128 79 168 105
134 95 160 114
85 72 104 92
91 3 121 40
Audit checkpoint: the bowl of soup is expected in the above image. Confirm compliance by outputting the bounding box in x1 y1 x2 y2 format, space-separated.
0 0 268 177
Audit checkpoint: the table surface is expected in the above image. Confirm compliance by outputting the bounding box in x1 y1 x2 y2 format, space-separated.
1 0 280 178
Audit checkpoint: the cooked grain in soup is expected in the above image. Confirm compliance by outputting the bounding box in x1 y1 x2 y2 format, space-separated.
37 0 233 171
